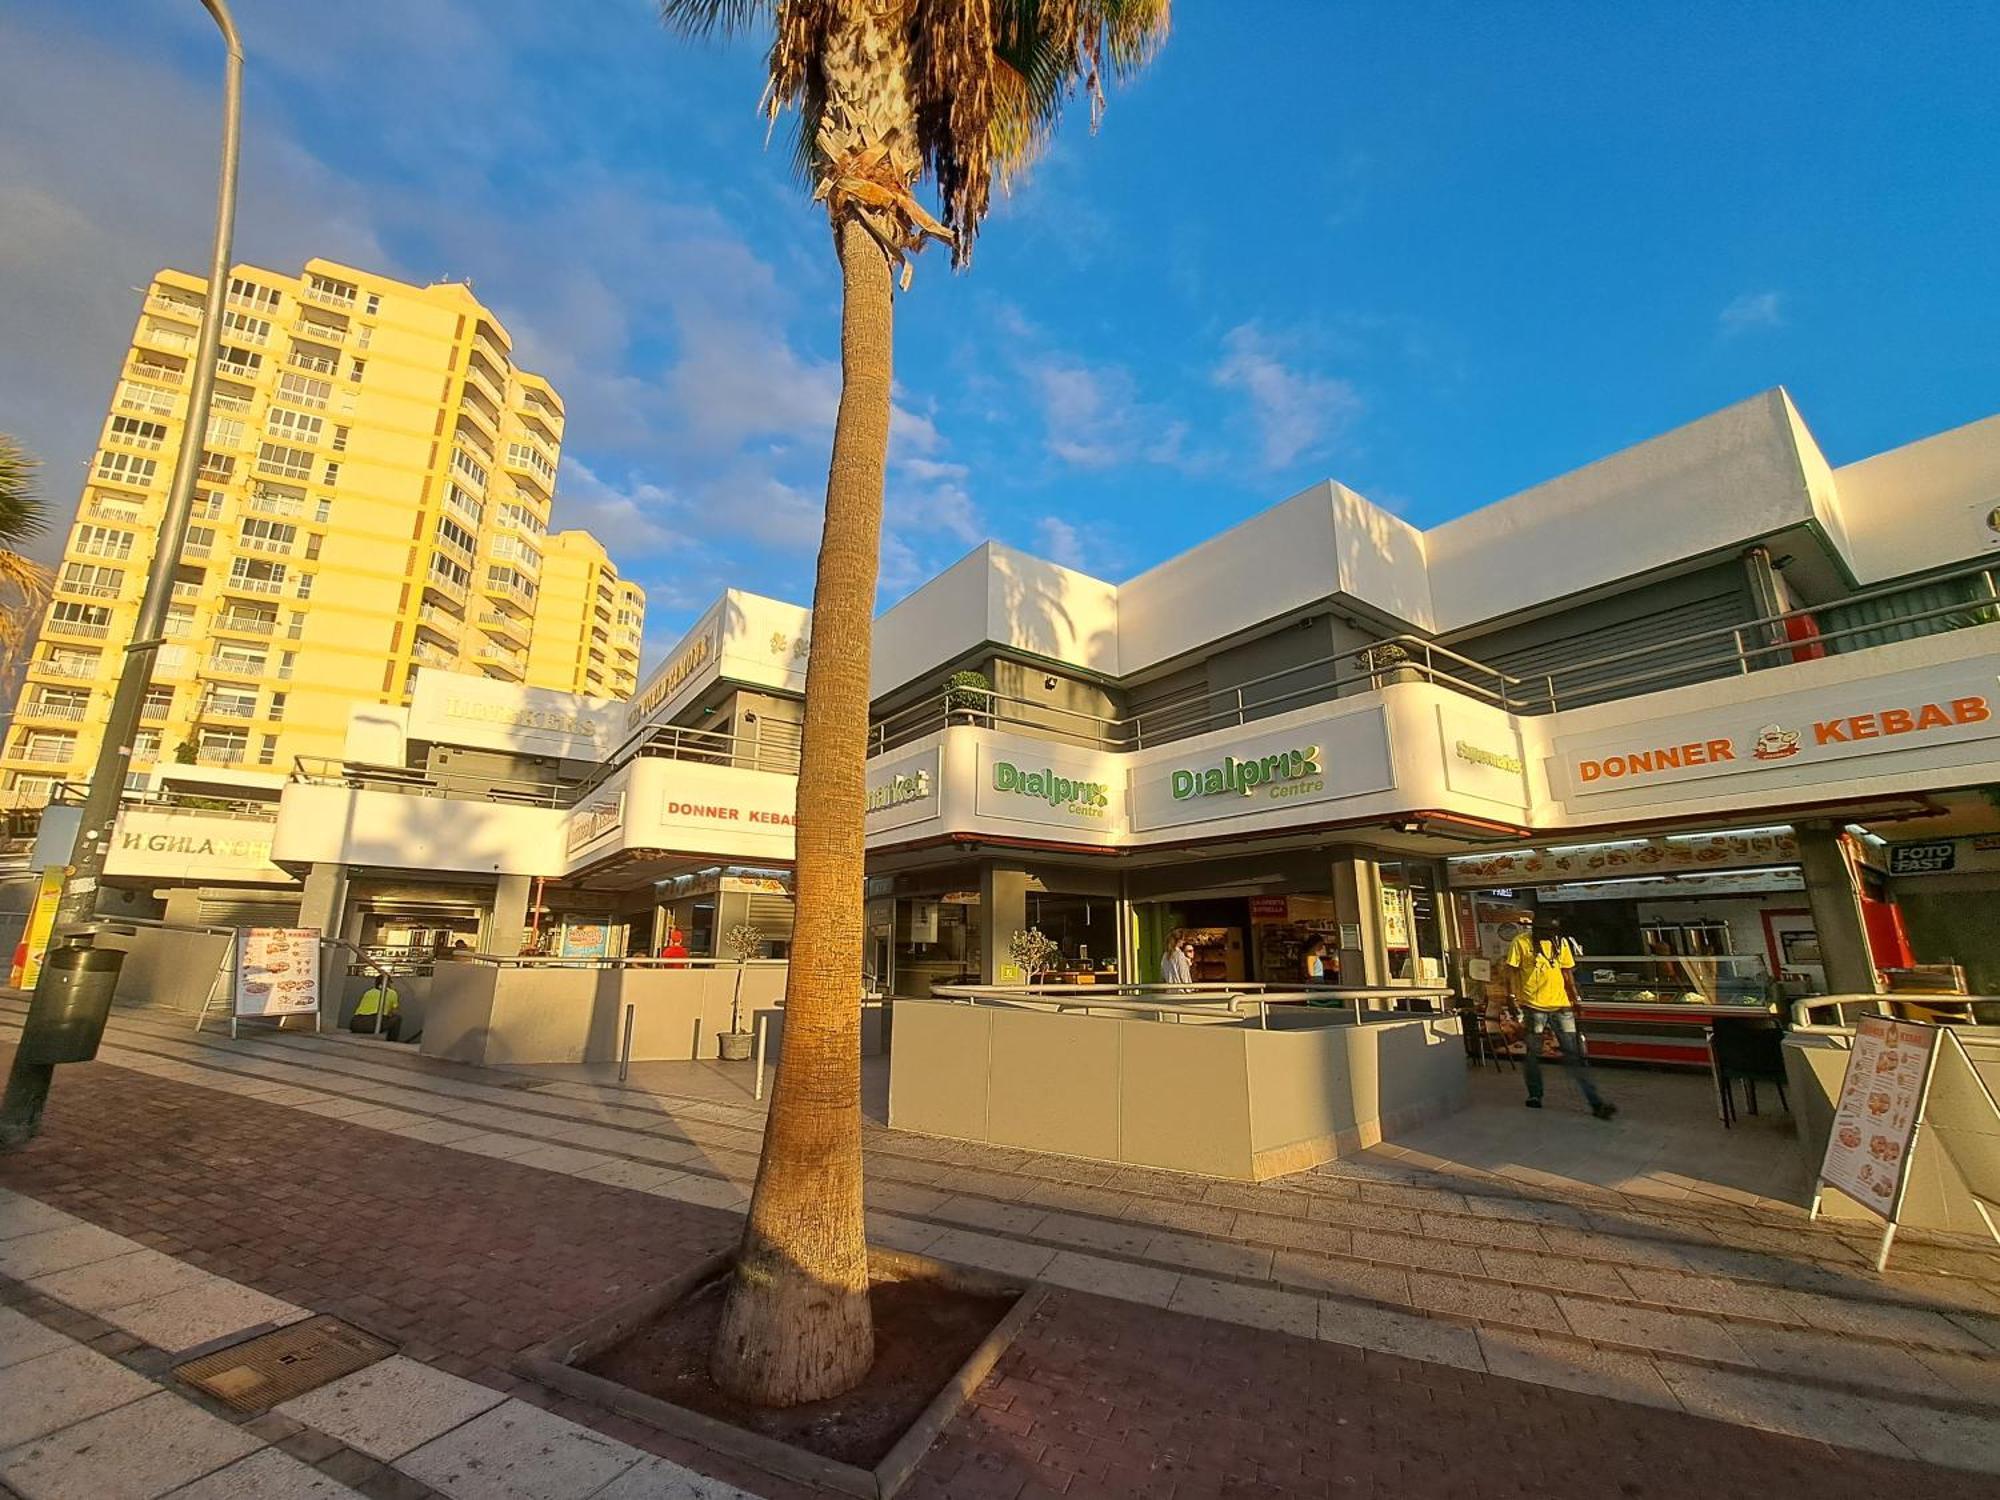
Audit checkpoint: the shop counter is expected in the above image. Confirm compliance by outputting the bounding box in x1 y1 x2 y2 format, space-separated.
1576 998 1781 1067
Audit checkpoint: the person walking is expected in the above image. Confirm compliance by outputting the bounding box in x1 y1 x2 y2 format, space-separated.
1505 918 1616 1119
1159 930 1194 987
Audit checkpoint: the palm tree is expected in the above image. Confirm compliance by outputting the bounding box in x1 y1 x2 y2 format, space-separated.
0 438 50 670
658 0 1170 1407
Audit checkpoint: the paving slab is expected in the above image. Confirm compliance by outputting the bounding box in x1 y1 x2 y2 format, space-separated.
0 1389 262 1500
1406 1270 1567 1331
398 1398 641 1499
31 1247 221 1315
1040 1251 1182 1307
0 1343 158 1450
0 1193 78 1242
274 1355 506 1461
1874 1401 2000 1473
1477 1328 1680 1410
1168 1276 1319 1338
1317 1299 1487 1370
1658 1363 1911 1459
0 1222 143 1280
105 1280 306 1354
163 1445 367 1499
0 1306 71 1371
589 1453 766 1499
1557 1297 1754 1363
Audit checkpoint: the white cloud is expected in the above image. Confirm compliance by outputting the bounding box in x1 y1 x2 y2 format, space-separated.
1035 517 1087 569
1719 291 1784 336
1211 323 1361 470
552 460 688 556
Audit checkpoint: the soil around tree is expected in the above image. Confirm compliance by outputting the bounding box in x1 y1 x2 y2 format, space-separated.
580 1271 1018 1469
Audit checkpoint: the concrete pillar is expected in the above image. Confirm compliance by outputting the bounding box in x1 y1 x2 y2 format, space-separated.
980 864 1031 983
485 874 532 957
1330 851 1385 986
298 863 348 943
1796 822 1878 994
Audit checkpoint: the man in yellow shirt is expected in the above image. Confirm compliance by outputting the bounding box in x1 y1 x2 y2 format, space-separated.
1505 919 1615 1119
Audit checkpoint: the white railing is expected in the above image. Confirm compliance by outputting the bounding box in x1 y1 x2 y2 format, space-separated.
46 618 111 639
33 658 99 679
214 613 275 636
302 281 357 310
225 574 286 596
128 358 185 385
26 700 88 721
288 349 337 375
247 490 304 517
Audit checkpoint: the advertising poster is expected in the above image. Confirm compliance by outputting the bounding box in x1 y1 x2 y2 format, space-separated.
1817 1015 1936 1219
13 867 67 988
236 927 322 1018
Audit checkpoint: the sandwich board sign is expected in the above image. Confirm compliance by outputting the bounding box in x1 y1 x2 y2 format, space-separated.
196 928 323 1038
1811 1015 2000 1270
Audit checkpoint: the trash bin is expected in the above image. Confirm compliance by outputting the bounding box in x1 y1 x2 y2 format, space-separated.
16 938 125 1064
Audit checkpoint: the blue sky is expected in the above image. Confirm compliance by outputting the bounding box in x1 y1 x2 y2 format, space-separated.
2 1 1995 666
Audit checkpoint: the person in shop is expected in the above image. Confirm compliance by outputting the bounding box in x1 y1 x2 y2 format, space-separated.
1504 918 1616 1120
658 927 690 968
1160 930 1194 987
1301 935 1331 984
349 970 409 1043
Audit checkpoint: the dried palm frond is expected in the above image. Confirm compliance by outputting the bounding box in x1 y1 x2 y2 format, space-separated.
0 549 51 672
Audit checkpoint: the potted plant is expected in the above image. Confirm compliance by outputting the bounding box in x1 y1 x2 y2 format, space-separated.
1007 926 1059 985
944 668 992 725
717 922 764 1060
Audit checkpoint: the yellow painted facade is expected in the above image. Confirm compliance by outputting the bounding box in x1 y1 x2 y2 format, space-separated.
523 531 645 698
3 259 643 804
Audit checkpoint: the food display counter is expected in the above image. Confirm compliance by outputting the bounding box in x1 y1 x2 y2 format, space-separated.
1572 957 1778 1066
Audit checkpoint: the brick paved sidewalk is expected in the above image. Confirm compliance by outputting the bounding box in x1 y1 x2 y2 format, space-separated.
3 1001 1999 1496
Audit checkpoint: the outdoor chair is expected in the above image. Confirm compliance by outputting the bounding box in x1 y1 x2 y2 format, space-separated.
1458 1004 1516 1072
1707 1019 1788 1127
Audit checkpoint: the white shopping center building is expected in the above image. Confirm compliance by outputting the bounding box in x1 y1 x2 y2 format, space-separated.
36 389 2000 1069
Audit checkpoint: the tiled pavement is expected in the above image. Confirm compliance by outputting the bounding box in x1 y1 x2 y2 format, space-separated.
2 995 1999 1498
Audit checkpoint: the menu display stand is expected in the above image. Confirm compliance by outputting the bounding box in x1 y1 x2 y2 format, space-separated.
195 927 324 1039
1809 1015 2000 1271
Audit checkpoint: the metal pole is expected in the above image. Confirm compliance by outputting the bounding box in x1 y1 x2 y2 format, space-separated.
753 1011 769 1101
618 1003 636 1083
3 0 242 1151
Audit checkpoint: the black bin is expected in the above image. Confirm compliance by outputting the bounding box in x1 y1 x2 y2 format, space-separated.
17 940 125 1064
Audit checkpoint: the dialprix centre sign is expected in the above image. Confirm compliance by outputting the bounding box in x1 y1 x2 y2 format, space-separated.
991 760 1112 818
1170 745 1324 801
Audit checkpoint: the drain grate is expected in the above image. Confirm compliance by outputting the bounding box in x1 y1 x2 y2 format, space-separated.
175 1315 393 1412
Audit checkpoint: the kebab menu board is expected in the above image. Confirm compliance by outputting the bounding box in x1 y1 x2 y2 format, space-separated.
1817 1016 1937 1219
235 927 322 1018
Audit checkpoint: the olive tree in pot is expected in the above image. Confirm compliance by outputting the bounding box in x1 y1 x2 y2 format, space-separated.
718 923 764 1061
1007 927 1060 985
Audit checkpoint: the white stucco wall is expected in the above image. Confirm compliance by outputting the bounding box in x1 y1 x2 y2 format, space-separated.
1832 412 2000 583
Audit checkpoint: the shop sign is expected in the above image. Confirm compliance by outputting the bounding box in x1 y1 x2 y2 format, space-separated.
626 631 714 729
1447 828 1800 888
235 928 321 1019
973 743 1121 832
566 793 625 854
1454 740 1523 775
1168 744 1323 801
445 697 599 739
865 748 941 835
1887 841 1956 875
1557 668 2000 800
117 829 271 861
664 798 796 828
1129 707 1393 832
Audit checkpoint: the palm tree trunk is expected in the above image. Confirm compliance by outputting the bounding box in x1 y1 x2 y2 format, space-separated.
710 211 892 1407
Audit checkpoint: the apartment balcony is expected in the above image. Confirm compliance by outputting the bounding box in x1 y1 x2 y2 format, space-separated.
287 347 339 377
199 655 268 681
195 747 248 767
23 699 88 723
483 578 535 616
411 639 458 670
30 658 100 681
223 574 286 598
477 610 529 646
476 644 527 678
11 747 78 766
300 280 357 311
471 328 510 372
414 602 463 643
213 612 278 638
146 291 204 323
502 448 554 498
56 580 122 603
139 321 197 354
45 618 111 640
169 580 204 602
247 488 305 518
237 533 295 556
182 538 214 560
465 356 506 408
216 353 262 380
423 576 471 613
127 355 186 387
293 314 347 345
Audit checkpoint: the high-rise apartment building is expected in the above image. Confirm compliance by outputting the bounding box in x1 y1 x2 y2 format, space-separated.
2 258 644 804
523 531 645 698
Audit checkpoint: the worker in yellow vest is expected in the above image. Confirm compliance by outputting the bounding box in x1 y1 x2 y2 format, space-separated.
1505 919 1615 1119
349 972 403 1043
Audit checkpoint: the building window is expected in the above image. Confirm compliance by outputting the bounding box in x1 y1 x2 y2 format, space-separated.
435 514 477 557
74 525 135 560
227 276 282 311
427 553 471 591
330 425 349 453
239 518 297 553
115 381 176 416
321 461 340 485
18 731 78 764
269 691 288 722
49 601 112 635
197 729 248 764
132 730 162 762
266 406 324 445
93 451 157 487
349 358 366 383
287 611 306 640
295 574 314 600
220 309 271 344
205 414 244 449
255 442 314 480
58 563 123 599
279 651 296 677
304 534 322 561
277 372 332 410
257 734 279 767
107 415 168 451
216 344 263 377
363 292 381 316
199 450 236 480
227 558 288 594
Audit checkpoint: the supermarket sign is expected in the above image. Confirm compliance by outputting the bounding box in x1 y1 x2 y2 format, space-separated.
1557 668 2000 800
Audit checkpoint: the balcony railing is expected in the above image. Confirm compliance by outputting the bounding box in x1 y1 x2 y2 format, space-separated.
415 602 462 638
45 618 111 640
288 348 338 376
146 292 204 322
56 580 121 601
32 658 99 680
294 315 347 344
214 613 277 637
216 355 262 379
478 610 528 644
25 700 88 722
196 747 248 766
237 533 294 556
224 573 286 596
411 640 457 668
247 489 305 517
301 280 357 310
201 655 268 678
199 700 257 720
12 747 78 766
141 323 196 353
128 357 185 386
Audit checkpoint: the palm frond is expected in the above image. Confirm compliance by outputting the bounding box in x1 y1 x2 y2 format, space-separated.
658 0 773 38
0 548 51 672
0 436 46 551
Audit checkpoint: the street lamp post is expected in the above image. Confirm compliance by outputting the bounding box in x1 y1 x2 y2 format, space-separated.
1 0 243 1148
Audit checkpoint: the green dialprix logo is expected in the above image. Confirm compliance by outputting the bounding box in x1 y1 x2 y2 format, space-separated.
992 760 1111 815
1170 745 1323 800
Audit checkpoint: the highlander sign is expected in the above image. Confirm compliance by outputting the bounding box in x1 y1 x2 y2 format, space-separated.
1559 672 2000 801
